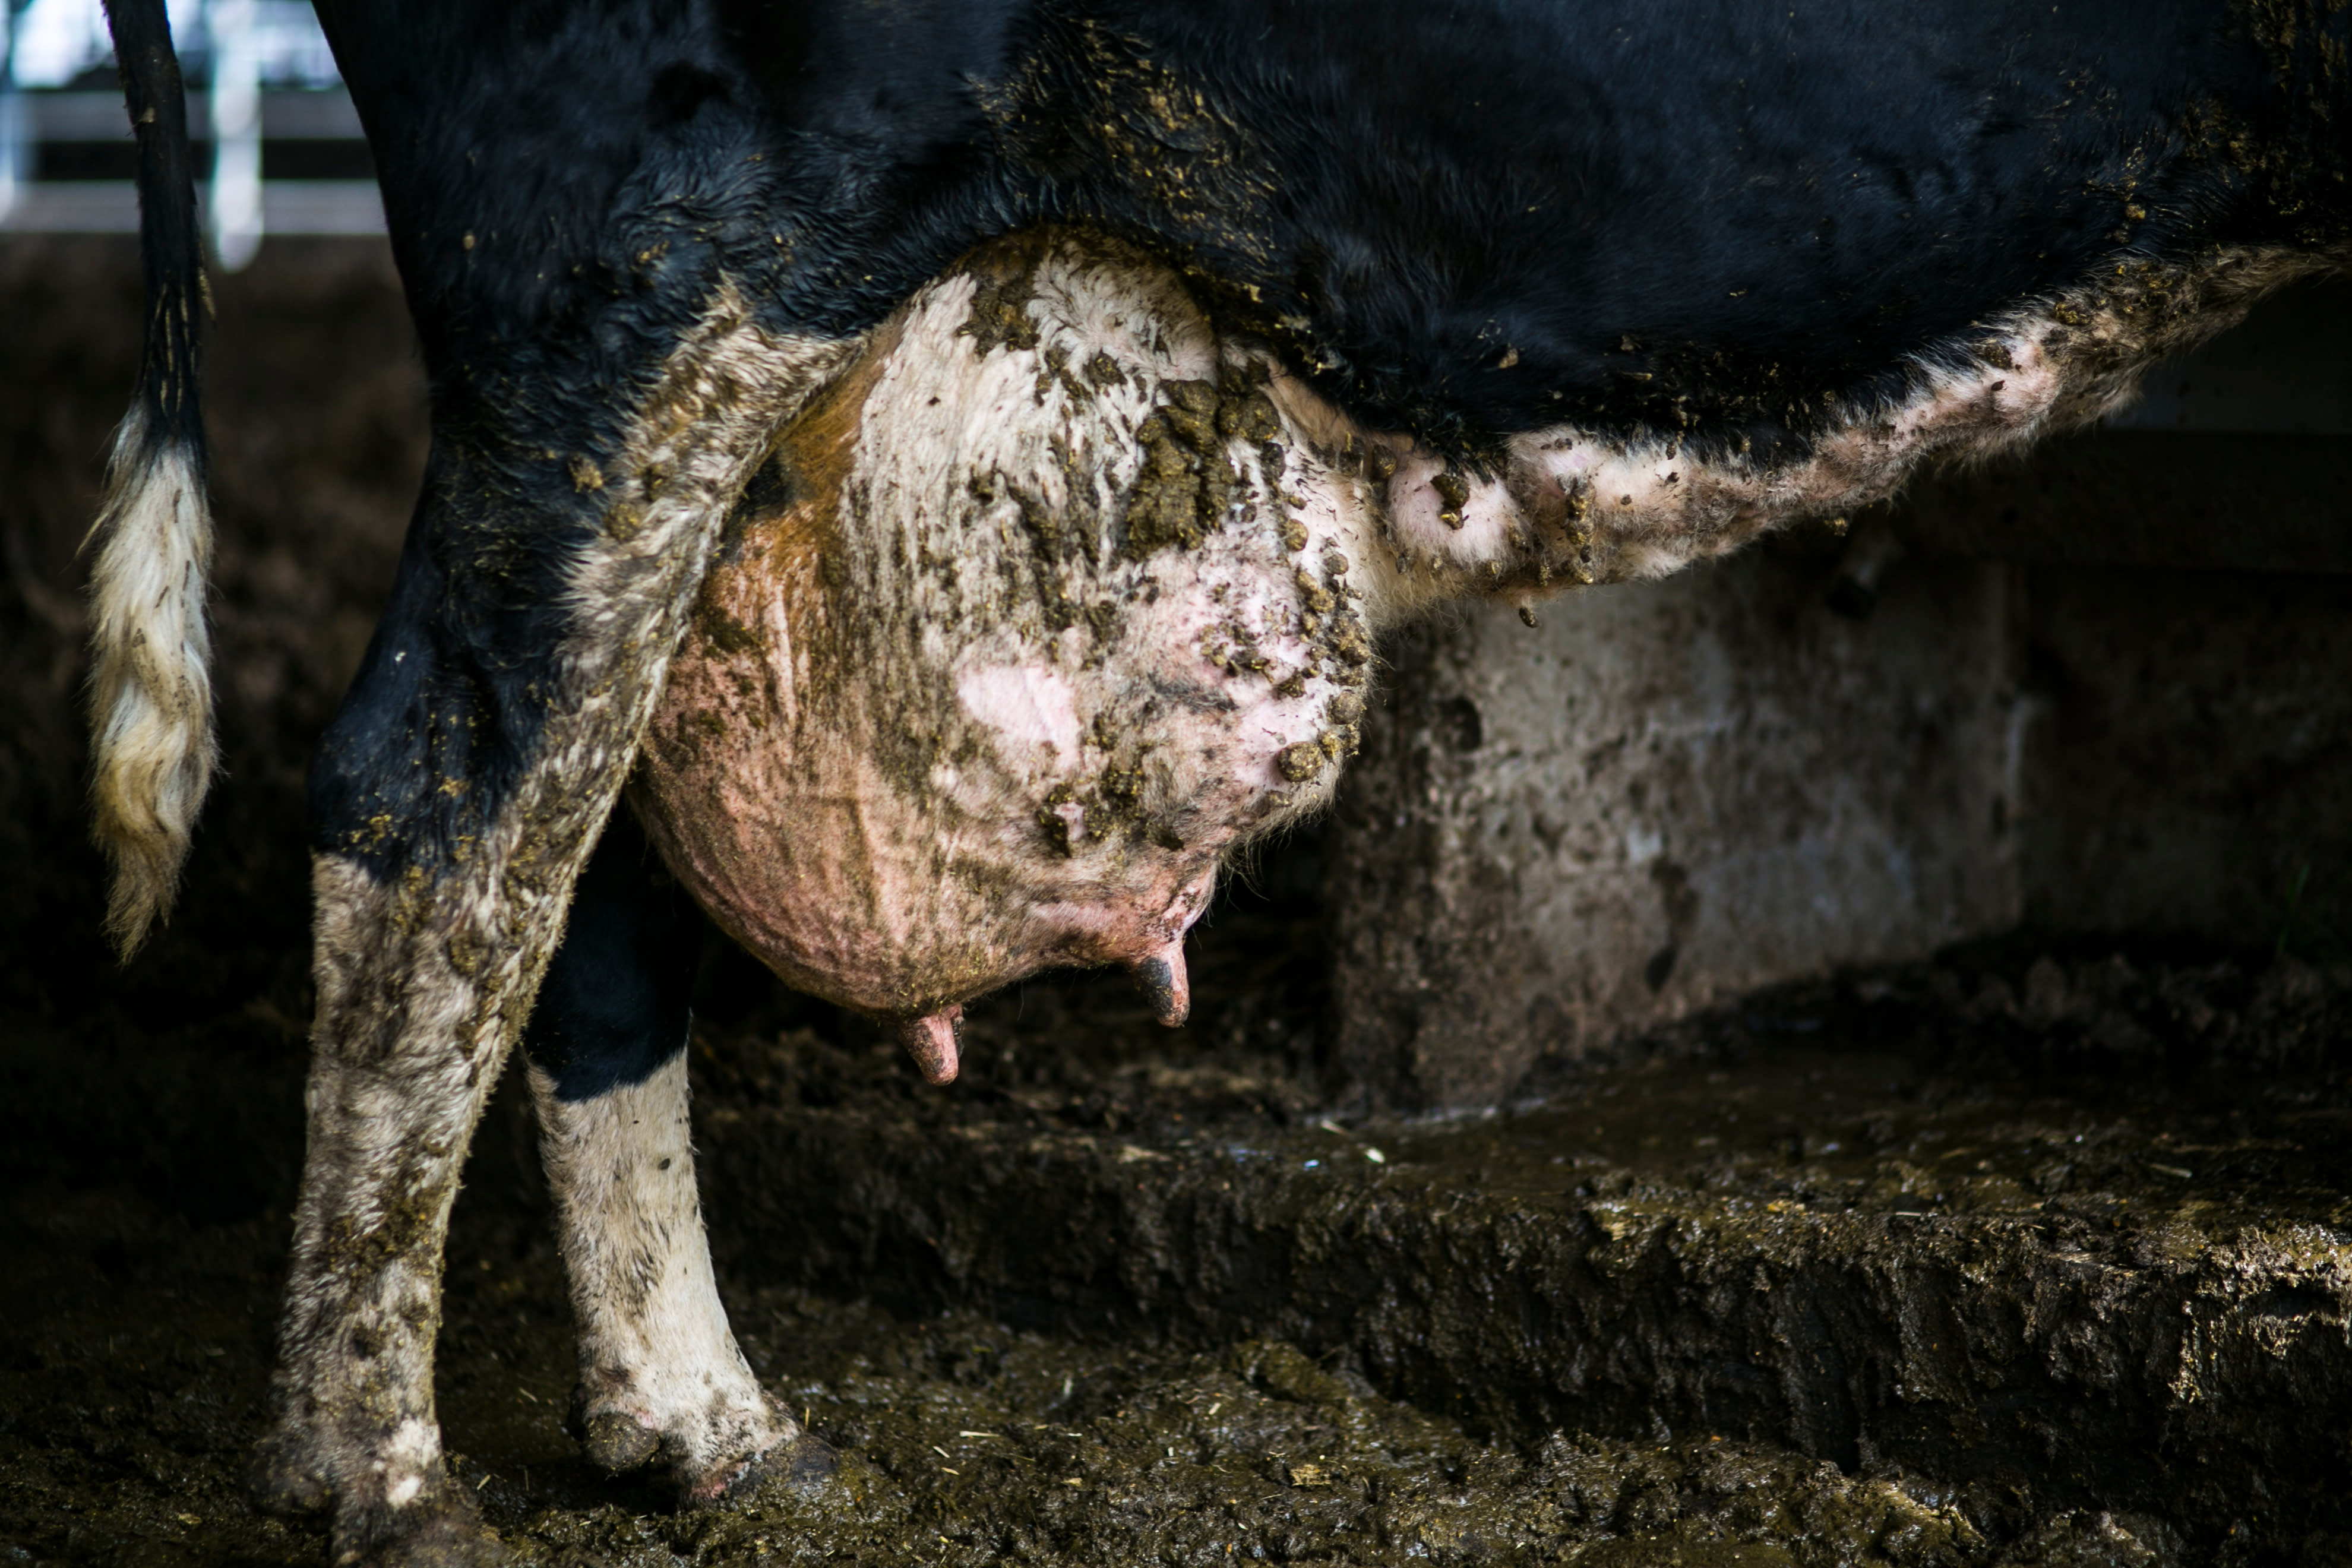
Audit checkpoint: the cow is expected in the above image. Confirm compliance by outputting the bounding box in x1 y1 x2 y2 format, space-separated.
84 0 2347 1561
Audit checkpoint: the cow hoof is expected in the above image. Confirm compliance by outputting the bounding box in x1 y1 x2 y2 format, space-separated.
689 1429 839 1507
331 1499 508 1568
578 1409 662 1474
246 1431 333 1517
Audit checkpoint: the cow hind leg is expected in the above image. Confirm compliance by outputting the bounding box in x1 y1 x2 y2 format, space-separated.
521 808 833 1501
246 855 524 1567
245 293 849 1564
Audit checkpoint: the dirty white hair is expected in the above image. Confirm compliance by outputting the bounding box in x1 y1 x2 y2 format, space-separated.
86 400 216 955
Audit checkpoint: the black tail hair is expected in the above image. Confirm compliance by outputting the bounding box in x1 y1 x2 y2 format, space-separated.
88 0 219 957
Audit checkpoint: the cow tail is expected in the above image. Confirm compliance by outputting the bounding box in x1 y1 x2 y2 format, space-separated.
88 0 216 958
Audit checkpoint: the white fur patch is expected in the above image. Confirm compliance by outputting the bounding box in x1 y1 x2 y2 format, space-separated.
638 233 2322 1039
527 1053 792 1489
86 406 216 956
1313 246 2320 608
260 293 853 1542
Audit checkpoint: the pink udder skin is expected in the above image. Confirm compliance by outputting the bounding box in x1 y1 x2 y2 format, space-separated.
635 228 2123 1074
633 235 1376 1063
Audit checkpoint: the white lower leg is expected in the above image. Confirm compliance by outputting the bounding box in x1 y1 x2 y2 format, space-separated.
528 1051 798 1500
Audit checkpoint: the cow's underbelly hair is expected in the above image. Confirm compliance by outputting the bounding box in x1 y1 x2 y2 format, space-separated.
1349 246 2321 597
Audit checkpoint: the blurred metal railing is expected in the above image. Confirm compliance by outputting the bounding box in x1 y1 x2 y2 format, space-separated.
0 86 381 252
0 0 381 263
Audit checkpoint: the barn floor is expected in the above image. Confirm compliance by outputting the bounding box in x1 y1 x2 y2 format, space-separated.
5 882 2349 1567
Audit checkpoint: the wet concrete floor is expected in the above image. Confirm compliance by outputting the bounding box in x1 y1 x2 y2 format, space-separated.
5 908 2349 1566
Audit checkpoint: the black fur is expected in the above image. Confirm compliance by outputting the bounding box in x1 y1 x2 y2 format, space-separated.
523 808 706 1102
295 0 2350 1022
102 0 207 457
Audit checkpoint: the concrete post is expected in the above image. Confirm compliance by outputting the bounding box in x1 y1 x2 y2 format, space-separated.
1326 543 2025 1109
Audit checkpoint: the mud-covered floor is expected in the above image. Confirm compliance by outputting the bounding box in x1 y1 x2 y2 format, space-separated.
0 1226 2190 1568
7 874 2349 1566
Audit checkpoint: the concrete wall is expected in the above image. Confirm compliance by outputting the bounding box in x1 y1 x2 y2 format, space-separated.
1327 282 2352 1111
2016 566 2352 941
1326 549 2026 1109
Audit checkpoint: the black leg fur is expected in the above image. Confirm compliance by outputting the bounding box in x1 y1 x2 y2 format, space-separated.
523 805 706 1105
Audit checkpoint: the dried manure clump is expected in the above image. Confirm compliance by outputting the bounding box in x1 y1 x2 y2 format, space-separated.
0 1192 2176 1568
1122 368 1284 559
